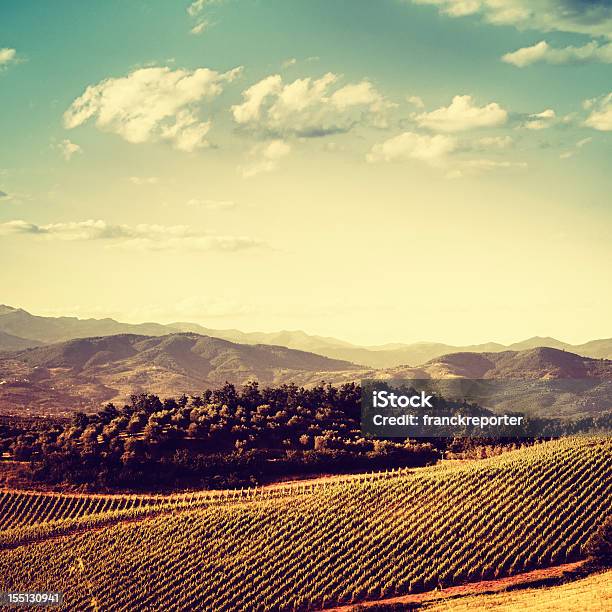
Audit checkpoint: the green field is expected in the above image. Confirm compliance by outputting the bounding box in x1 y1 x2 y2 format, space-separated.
0 437 609 610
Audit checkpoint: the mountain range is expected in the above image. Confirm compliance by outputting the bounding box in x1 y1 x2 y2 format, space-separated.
0 328 610 417
1 304 611 367
0 305 610 418
0 333 361 416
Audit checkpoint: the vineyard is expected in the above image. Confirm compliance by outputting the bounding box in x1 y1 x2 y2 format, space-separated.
0 437 610 610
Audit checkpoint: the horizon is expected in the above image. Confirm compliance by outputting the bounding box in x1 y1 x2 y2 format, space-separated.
1 4 610 609
1 1 610 347
1 302 609 349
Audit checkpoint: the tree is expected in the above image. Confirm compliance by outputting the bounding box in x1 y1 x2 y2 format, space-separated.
72 412 89 429
584 515 612 566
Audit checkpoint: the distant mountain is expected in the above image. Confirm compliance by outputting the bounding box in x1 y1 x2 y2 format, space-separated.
570 339 612 360
296 340 612 369
422 347 611 379
365 347 612 381
506 336 569 351
376 348 612 419
0 330 43 352
0 330 610 418
319 342 506 368
167 324 513 367
0 333 360 416
168 325 612 367
1 304 610 367
168 323 354 352
0 305 170 344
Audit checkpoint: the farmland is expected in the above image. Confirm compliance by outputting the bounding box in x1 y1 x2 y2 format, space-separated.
0 437 609 610
424 569 611 611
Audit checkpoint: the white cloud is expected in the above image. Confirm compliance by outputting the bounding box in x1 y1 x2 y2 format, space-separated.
63 65 242 151
58 139 82 160
282 58 297 68
241 140 292 178
0 219 263 252
503 40 612 67
463 159 527 170
559 137 592 159
532 109 556 119
186 199 237 210
129 176 159 185
367 132 457 165
231 73 393 137
407 95 425 108
446 158 528 178
576 136 592 148
411 1 612 39
583 92 612 131
187 0 208 16
523 108 556 130
0 48 17 67
232 75 281 124
502 41 550 66
190 20 210 35
416 95 508 132
368 131 527 175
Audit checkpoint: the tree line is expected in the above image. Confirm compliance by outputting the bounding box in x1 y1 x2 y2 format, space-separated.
0 381 608 491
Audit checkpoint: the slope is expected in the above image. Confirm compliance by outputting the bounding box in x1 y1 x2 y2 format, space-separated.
2 305 611 366
0 330 43 352
0 438 609 610
0 333 361 415
0 305 170 344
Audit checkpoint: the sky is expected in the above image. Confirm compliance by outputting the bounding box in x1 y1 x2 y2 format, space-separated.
0 0 610 346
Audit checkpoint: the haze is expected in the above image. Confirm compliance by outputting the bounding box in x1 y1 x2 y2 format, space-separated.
0 0 610 346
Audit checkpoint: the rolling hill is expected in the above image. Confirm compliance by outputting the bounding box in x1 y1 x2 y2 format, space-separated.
0 305 170 345
0 438 609 610
420 347 611 379
0 331 610 417
321 337 612 368
379 348 612 419
163 326 612 367
2 305 611 367
0 333 360 416
0 330 42 352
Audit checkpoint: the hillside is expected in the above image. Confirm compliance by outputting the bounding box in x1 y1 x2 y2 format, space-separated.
0 333 360 415
170 322 356 352
374 347 612 386
0 330 42 352
0 339 610 417
0 438 609 610
424 570 611 611
0 305 170 344
323 337 612 368
2 305 611 367
381 348 612 418
141 326 612 368
420 347 612 379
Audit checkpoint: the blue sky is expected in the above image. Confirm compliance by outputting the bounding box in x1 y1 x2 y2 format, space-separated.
0 0 610 345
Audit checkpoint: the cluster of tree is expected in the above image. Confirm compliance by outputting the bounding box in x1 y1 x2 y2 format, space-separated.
584 515 611 567
2 381 608 492
444 439 527 460
3 383 439 490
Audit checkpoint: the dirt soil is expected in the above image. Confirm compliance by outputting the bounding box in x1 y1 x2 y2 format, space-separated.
324 561 587 611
